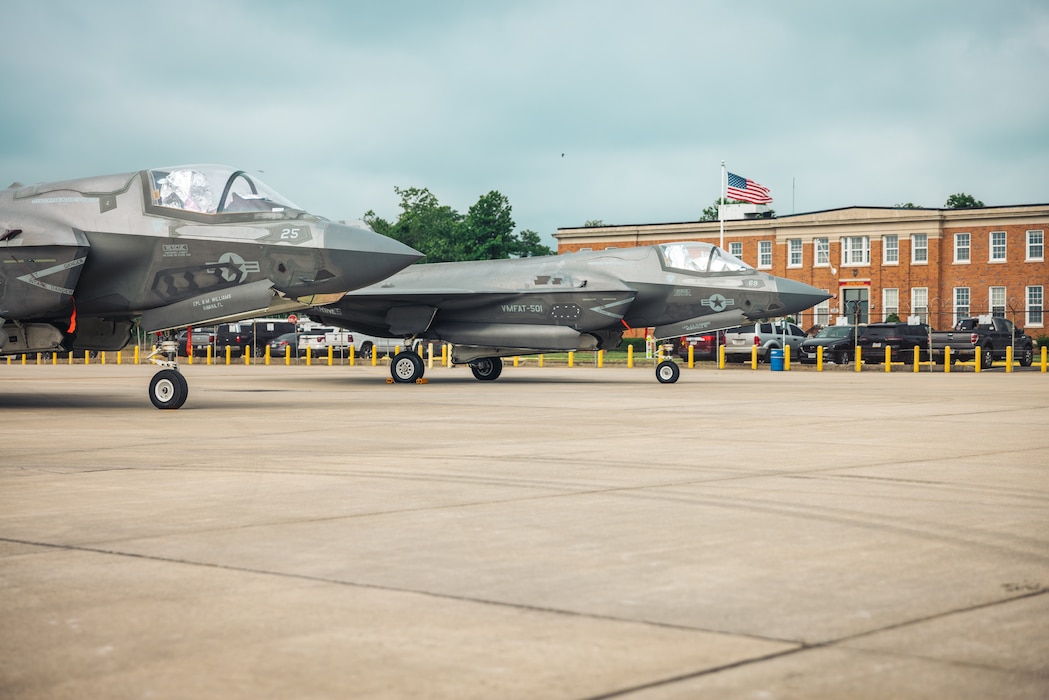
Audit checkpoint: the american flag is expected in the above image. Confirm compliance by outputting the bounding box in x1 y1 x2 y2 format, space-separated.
726 172 772 204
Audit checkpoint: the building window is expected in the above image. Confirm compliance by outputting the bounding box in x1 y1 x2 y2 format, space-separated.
1028 286 1044 326
990 231 1007 261
953 287 970 325
758 240 772 268
1028 230 1044 261
729 241 742 258
954 232 970 263
912 287 928 324
814 298 830 327
882 288 899 321
788 239 802 267
883 235 898 264
841 236 869 265
814 238 829 266
990 286 1006 317
912 233 928 264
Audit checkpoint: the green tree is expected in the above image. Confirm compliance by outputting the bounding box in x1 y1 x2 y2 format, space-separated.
584 219 605 227
512 229 554 257
894 202 922 208
700 198 729 221
461 191 516 261
945 193 984 208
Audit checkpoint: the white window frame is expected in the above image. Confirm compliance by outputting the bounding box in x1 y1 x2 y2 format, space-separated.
841 236 869 266
788 239 802 268
1026 286 1043 327
911 287 929 324
758 240 772 268
814 298 830 327
882 288 899 321
729 241 742 259
953 287 970 326
954 232 970 263
989 286 1006 317
911 233 928 264
814 238 829 267
990 231 1007 262
883 235 899 265
1027 230 1044 261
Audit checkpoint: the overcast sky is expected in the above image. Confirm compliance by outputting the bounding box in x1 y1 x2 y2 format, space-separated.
5 1 1048 246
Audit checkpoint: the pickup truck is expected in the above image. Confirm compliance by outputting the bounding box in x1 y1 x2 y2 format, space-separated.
324 330 406 358
930 317 1035 367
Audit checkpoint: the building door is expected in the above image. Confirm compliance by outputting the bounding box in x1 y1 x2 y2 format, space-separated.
842 287 869 324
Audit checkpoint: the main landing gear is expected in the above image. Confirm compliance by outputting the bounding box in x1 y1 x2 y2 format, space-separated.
146 338 189 409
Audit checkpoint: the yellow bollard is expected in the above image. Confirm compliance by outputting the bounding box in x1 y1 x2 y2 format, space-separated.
817 345 823 371
687 344 694 368
441 343 448 367
306 347 312 366
135 346 140 364
718 343 725 369
945 346 951 373
975 346 981 373
101 351 106 365
628 344 634 368
513 356 519 367
750 345 758 370
22 354 27 365
539 354 544 368
1006 345 1013 373
568 351 574 368
225 346 232 365
53 352 58 366
85 350 91 364
598 349 604 368
784 344 791 371
328 345 334 366
265 345 271 366
855 346 862 371
371 347 377 366
69 350 74 365
913 345 920 372
285 348 291 365
1042 346 1047 373
36 352 42 365
349 344 356 367
885 346 891 372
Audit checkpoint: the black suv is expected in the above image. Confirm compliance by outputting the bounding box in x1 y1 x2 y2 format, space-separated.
857 322 930 363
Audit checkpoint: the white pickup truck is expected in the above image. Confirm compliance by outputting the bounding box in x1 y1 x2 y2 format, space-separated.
323 329 406 358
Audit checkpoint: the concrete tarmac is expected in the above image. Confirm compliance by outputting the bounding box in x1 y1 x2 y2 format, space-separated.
1 361 1047 699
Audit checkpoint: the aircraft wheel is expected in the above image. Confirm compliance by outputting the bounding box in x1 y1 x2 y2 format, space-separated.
391 351 424 383
469 357 503 381
149 369 188 409
655 360 680 384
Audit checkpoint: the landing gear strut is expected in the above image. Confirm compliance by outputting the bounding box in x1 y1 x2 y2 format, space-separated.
146 337 189 409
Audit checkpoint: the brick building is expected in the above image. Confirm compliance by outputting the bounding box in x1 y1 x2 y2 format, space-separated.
555 205 1047 335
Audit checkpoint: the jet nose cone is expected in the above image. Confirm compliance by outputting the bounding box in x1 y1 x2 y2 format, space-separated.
318 223 424 292
775 278 831 315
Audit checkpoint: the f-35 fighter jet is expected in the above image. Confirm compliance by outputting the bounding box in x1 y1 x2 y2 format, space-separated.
309 241 829 383
0 165 422 407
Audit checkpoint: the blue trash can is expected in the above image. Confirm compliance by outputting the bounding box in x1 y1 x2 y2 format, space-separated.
770 348 784 371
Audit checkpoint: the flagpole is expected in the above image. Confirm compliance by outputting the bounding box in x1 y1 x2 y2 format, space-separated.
719 161 726 249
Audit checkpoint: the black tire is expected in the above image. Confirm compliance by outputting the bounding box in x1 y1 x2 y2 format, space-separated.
149 369 188 409
834 349 851 366
469 357 503 381
358 342 373 359
390 351 424 383
655 360 681 384
980 345 995 369
1019 346 1034 367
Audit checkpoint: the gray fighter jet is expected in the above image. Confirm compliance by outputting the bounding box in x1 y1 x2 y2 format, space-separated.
309 241 830 383
0 165 422 407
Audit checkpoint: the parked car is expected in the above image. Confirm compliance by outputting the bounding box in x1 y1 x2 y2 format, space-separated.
723 321 808 362
799 325 868 365
297 327 336 356
930 317 1034 367
268 332 301 358
176 326 215 357
675 332 725 360
215 322 254 357
857 322 931 363
325 330 405 358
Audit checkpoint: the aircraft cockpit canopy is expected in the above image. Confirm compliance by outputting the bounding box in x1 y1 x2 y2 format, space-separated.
660 242 752 274
147 166 304 218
